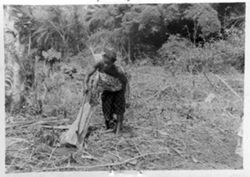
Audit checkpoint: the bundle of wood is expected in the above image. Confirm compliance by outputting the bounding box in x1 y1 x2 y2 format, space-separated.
60 86 97 149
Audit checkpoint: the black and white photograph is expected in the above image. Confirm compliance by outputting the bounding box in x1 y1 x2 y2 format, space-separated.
2 0 248 176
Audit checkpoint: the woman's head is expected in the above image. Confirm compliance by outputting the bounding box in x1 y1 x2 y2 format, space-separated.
102 48 117 64
103 55 114 68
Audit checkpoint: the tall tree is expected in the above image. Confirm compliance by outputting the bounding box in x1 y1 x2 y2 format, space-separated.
211 3 245 31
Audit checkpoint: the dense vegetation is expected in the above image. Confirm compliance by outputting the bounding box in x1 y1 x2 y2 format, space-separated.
7 3 245 64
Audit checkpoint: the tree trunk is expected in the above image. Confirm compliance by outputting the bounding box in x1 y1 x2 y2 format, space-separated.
33 56 38 109
28 33 31 56
128 36 131 63
193 20 198 46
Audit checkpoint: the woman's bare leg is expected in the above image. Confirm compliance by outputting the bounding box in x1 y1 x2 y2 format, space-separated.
115 114 123 134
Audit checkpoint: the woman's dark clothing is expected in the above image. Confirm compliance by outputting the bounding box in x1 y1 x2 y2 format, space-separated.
101 89 125 129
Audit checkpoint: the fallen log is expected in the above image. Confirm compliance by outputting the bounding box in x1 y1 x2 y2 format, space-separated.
40 125 70 130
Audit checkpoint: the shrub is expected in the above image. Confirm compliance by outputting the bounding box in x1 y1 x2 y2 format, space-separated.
158 29 244 74
157 35 197 74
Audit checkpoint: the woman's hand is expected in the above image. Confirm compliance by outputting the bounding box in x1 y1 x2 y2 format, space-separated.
84 63 99 94
83 82 90 95
125 102 130 108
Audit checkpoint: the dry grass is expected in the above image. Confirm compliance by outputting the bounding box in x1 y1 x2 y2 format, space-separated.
5 64 243 173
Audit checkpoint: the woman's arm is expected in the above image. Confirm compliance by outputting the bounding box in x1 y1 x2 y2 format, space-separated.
84 63 99 90
125 79 131 107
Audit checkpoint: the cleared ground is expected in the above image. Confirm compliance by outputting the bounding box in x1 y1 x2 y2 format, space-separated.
5 64 243 172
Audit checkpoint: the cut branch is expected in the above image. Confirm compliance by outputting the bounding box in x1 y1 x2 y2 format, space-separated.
213 74 243 101
39 151 170 172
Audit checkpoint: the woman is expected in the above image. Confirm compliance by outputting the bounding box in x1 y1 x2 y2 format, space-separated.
84 48 129 134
